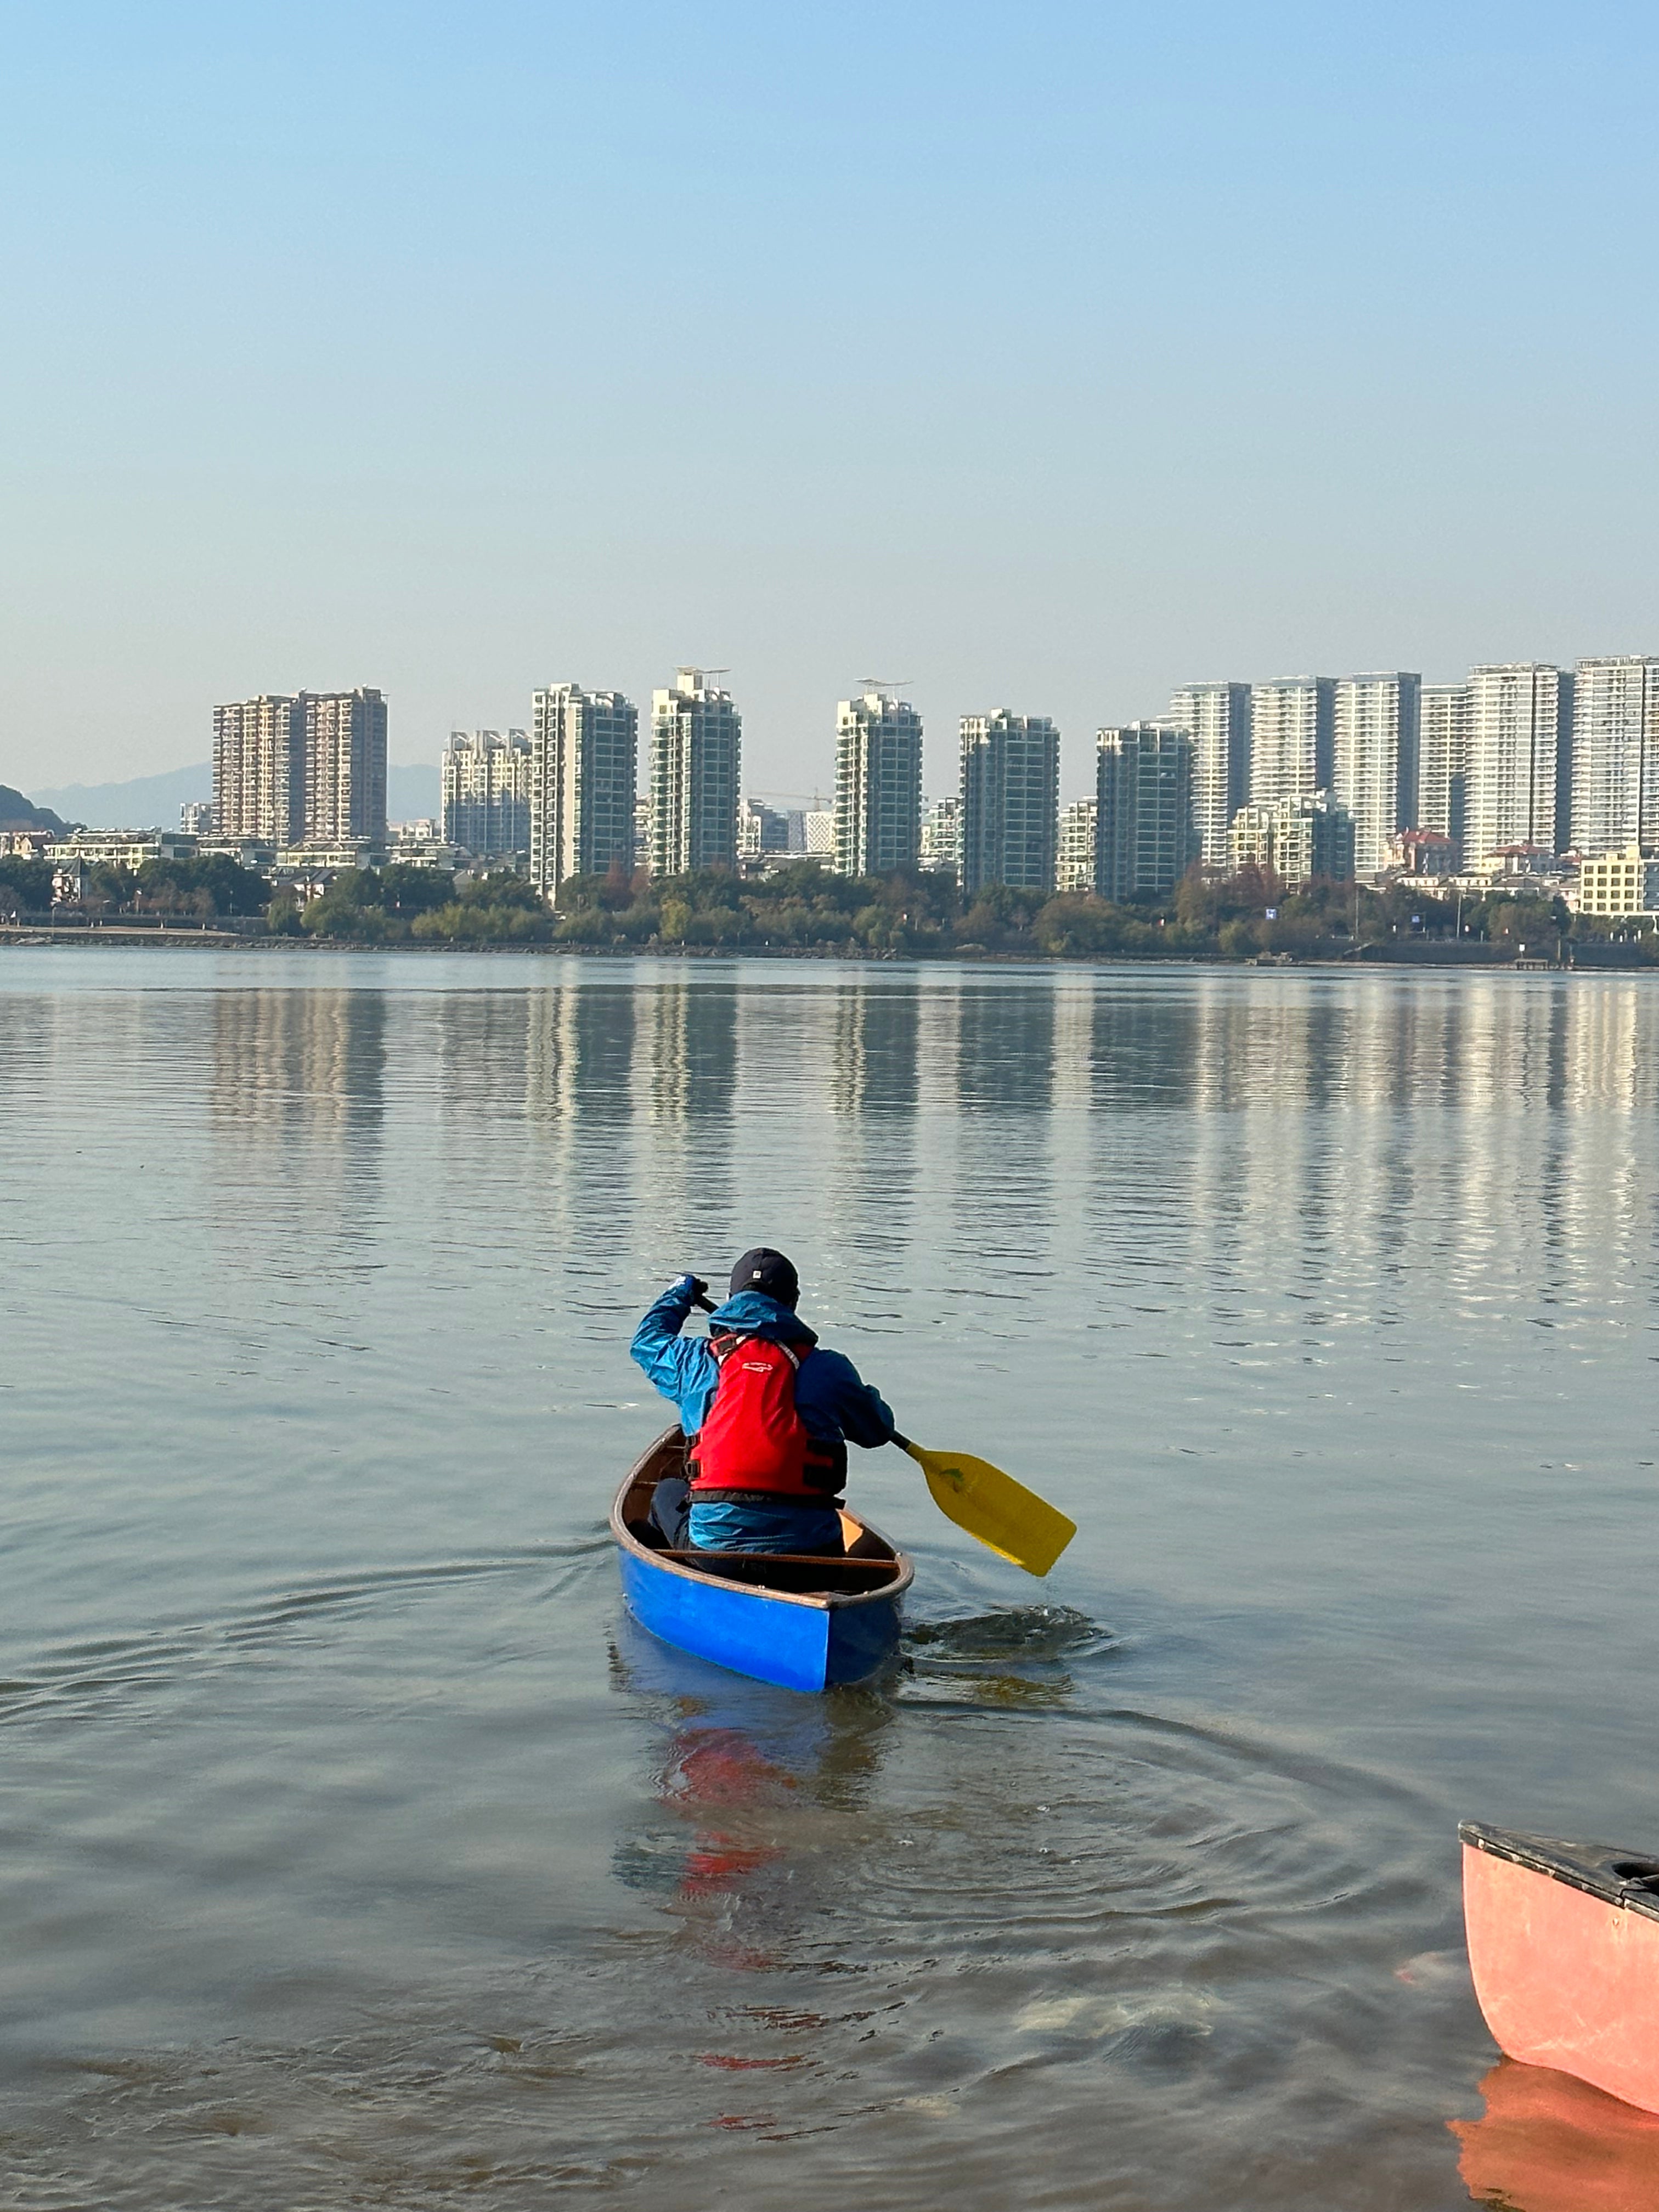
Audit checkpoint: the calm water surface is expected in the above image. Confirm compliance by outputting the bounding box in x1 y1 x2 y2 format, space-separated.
3 949 1658 2210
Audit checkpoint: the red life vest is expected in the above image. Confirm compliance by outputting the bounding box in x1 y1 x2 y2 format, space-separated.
688 1335 838 1500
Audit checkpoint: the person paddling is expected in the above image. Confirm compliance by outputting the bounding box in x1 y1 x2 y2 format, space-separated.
630 1247 895 1557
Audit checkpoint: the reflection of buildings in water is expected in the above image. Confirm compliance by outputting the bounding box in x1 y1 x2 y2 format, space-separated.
1160 976 1659 1321
432 990 533 1125
210 990 386 1257
521 982 644 1263
633 978 737 1238
946 980 1062 1273
828 982 922 1120
819 983 923 1271
523 982 637 1131
955 980 1057 1114
1450 2057 1659 2212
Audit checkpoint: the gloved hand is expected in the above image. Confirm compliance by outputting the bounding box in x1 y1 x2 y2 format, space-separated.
682 1274 709 1302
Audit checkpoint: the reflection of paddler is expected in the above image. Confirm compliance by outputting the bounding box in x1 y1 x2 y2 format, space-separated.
664 1725 794 1900
1450 2059 1659 2212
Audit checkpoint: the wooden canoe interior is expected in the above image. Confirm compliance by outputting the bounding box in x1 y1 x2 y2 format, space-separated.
617 1432 907 1599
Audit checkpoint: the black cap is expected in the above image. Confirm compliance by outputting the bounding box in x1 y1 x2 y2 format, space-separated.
730 1247 799 1309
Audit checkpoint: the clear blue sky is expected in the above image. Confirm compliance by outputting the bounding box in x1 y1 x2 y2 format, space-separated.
4 0 1656 799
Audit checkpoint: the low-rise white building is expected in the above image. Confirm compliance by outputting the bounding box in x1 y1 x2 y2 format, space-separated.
1577 845 1659 917
45 830 199 867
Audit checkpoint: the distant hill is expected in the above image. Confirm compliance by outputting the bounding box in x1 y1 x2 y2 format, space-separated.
0 784 66 832
30 759 442 829
32 763 211 828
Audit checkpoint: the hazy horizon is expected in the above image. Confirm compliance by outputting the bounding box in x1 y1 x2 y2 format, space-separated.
5 1 1656 805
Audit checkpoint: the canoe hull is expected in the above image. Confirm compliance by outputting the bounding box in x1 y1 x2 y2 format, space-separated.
611 1430 912 1695
1463 1822 1659 2115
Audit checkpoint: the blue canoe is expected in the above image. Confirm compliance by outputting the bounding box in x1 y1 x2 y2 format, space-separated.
611 1429 914 1693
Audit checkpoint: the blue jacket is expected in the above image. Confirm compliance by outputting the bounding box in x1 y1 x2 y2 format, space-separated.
630 1278 896 1462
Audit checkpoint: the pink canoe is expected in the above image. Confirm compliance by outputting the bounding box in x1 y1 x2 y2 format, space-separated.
1463 1821 1659 2114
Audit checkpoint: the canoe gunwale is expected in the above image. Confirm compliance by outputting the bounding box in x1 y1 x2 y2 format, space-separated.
611 1426 915 1615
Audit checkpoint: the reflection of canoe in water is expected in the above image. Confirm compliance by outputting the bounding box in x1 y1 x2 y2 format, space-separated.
611 1428 915 1693
1462 1821 1659 2114
1450 2058 1659 2212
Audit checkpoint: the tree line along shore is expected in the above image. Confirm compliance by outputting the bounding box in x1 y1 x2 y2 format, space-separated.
1 847 1655 962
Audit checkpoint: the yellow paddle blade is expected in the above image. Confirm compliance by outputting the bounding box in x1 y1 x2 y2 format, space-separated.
901 1441 1076 1577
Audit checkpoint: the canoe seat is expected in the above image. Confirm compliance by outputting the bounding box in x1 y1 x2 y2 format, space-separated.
660 1550 904 1597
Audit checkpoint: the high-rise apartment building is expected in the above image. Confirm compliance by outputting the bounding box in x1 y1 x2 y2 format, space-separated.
1418 682 1469 854
1569 656 1659 856
1167 683 1250 868
959 713 1060 896
531 685 638 894
1095 724 1197 901
919 795 961 877
304 690 388 844
1464 664 1571 862
833 691 923 877
441 730 531 859
213 695 305 843
213 689 387 846
650 669 740 877
1228 793 1355 885
1057 798 1098 891
1333 673 1420 879
1249 679 1335 805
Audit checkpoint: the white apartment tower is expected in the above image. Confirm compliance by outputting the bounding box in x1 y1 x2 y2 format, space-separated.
1569 656 1659 856
959 713 1060 896
833 692 924 877
213 689 387 846
530 686 639 894
1168 682 1250 868
1057 798 1098 891
442 730 531 859
650 669 741 877
1096 724 1197 901
1418 682 1469 854
1249 679 1335 805
1333 673 1420 879
1464 664 1571 862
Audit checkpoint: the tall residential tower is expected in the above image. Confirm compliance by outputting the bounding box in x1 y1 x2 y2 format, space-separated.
650 669 740 876
1167 682 1250 868
959 712 1059 896
442 730 532 859
833 691 923 877
1464 664 1571 861
531 686 638 894
1569 656 1659 855
1249 679 1335 805
1095 724 1197 901
1333 673 1420 878
1418 682 1469 855
212 689 387 847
